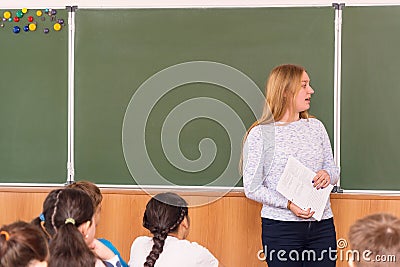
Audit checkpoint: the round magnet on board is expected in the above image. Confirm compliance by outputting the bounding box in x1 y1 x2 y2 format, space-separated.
13 26 20 33
16 10 23 18
23 25 29 32
29 23 36 31
57 19 64 25
8 18 12 22
43 27 49 34
3 11 11 19
28 16 34 22
2 18 6 22
36 10 43 17
51 10 57 15
53 23 61 31
13 17 19 22
22 8 28 14
45 8 49 13
0 23 4 28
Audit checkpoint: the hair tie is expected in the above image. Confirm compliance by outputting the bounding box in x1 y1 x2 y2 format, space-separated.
65 218 75 225
0 230 10 241
39 213 45 222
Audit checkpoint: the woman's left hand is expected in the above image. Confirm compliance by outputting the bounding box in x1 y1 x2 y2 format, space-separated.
312 170 330 190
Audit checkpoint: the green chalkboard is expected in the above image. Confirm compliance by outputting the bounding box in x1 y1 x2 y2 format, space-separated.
74 8 335 186
0 9 68 183
341 6 400 190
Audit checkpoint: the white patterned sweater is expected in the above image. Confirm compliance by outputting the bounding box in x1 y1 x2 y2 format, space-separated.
243 118 340 221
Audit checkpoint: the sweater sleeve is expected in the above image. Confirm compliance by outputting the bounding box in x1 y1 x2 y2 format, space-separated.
242 126 288 209
319 121 340 185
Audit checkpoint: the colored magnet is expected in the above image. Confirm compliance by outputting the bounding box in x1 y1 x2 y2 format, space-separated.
3 11 11 19
28 16 34 22
13 26 20 33
22 8 28 14
8 18 12 22
2 18 6 22
14 17 19 22
16 10 23 18
53 23 61 31
23 25 29 32
36 10 43 17
43 28 49 34
0 23 4 28
57 19 64 25
51 10 57 15
29 23 36 31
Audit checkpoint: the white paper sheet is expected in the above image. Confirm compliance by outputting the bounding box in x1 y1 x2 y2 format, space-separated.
276 156 333 221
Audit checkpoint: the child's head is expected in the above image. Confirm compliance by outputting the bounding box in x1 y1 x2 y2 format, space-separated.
39 188 98 267
348 213 400 267
0 221 48 267
142 192 189 267
66 181 103 224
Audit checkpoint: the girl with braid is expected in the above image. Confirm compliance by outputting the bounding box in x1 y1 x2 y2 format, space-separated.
128 192 222 267
0 221 48 267
33 188 121 267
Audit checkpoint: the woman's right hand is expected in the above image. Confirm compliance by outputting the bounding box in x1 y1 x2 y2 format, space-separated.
288 201 315 219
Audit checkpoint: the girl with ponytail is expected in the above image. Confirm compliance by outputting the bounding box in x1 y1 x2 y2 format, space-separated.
34 188 121 267
128 192 223 267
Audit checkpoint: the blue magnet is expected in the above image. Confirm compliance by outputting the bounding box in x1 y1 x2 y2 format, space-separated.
23 25 29 32
13 26 20 33
43 27 49 34
57 19 64 25
51 9 57 15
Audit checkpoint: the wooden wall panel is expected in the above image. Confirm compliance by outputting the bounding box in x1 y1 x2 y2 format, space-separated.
1 188 400 267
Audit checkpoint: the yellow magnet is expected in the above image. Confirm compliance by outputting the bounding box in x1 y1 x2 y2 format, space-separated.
3 11 11 19
53 23 61 31
22 8 28 14
36 10 43 17
29 23 37 31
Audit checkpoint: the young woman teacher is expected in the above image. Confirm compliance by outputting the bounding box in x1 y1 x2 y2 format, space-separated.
242 64 340 267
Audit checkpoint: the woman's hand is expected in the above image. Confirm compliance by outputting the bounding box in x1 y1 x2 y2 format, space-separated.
288 201 315 219
312 170 331 190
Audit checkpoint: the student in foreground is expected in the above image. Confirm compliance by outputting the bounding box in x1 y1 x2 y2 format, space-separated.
128 192 223 267
32 188 121 267
67 180 128 267
0 221 48 267
348 213 400 267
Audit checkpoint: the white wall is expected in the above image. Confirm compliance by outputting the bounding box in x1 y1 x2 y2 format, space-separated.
0 0 399 9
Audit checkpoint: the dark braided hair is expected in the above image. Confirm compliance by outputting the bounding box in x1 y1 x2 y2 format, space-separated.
143 192 188 267
31 188 63 239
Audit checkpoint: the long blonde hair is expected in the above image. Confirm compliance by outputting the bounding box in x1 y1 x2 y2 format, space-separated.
250 64 311 133
239 64 312 173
